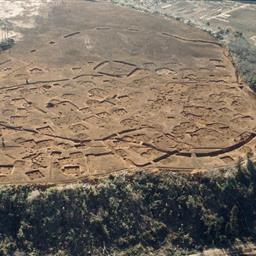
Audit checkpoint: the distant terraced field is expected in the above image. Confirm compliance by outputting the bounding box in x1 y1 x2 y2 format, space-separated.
0 0 255 184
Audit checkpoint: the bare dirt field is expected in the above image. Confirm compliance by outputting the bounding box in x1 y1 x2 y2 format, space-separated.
0 0 255 184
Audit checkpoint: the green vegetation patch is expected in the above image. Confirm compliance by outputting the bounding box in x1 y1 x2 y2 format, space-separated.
0 159 256 255
229 33 256 92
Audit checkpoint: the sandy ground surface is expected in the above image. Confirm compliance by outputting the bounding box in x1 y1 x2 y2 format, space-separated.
0 0 255 184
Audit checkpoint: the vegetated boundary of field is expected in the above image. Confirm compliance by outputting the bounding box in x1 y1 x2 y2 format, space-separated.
0 159 256 256
206 28 256 92
111 0 256 92
200 28 256 92
228 32 256 91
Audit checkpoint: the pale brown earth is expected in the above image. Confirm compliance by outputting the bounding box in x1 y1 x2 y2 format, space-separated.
0 0 255 184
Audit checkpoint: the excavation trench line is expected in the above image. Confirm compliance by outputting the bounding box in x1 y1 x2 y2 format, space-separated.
0 121 255 161
159 32 222 47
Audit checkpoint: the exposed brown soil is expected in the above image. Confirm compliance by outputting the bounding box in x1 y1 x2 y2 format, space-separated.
0 0 255 184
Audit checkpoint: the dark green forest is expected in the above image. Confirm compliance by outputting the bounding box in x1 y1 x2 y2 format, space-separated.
0 159 256 255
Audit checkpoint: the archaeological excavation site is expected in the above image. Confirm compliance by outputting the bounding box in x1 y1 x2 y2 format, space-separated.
1 1 256 255
0 0 255 185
